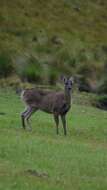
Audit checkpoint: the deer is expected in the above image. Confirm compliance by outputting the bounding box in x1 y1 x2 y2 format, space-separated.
21 76 74 135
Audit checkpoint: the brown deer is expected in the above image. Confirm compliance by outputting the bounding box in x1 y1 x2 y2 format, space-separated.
21 76 73 135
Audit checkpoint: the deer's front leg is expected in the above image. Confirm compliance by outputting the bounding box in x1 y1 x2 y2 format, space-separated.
61 115 67 136
54 114 59 135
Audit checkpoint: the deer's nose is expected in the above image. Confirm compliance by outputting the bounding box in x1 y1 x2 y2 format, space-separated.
68 87 71 90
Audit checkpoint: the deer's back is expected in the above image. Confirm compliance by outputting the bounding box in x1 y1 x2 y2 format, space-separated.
21 88 51 107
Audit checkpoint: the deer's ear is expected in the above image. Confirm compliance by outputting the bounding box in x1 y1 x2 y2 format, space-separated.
60 75 67 83
69 77 74 84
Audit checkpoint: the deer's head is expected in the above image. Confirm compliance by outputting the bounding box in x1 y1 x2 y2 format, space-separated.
61 76 74 91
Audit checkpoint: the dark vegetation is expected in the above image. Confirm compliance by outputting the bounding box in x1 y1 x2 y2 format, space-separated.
0 0 107 108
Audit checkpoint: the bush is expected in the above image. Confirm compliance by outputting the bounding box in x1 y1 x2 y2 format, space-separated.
49 66 60 85
97 62 107 94
93 95 107 110
97 78 107 94
77 76 92 92
16 56 42 83
77 62 96 78
77 62 101 93
0 53 13 78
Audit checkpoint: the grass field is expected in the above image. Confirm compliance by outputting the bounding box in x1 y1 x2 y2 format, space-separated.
0 88 107 190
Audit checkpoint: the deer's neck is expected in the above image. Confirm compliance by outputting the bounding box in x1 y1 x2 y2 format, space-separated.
64 88 72 105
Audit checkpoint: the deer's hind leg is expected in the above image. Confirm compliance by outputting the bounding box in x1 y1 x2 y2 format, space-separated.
21 107 30 129
25 107 37 131
54 114 59 135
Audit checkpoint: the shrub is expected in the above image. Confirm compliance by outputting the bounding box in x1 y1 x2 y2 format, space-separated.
77 76 92 92
77 62 96 78
97 78 107 94
49 66 59 85
97 61 107 94
93 95 107 110
16 56 42 83
0 53 13 78
77 62 101 93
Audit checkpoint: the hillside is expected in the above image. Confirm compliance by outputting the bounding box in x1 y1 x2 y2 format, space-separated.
0 0 107 51
0 0 107 87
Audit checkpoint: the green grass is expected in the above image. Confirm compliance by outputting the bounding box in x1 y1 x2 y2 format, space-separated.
0 89 107 189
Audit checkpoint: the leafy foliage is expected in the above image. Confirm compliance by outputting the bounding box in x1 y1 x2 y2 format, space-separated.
0 53 13 78
94 95 107 110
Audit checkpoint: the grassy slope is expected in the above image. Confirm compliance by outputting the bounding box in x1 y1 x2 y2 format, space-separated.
0 89 107 189
0 0 107 54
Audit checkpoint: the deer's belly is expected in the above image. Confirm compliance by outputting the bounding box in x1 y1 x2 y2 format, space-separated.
40 107 53 114
39 101 54 114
